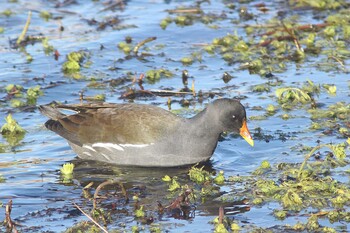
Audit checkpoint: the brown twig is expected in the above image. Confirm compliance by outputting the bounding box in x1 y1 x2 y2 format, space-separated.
328 56 347 72
133 37 157 55
79 91 84 104
281 21 303 52
150 89 193 95
258 35 294 47
5 200 18 233
218 206 224 224
93 179 128 209
166 8 202 14
121 89 155 99
73 202 109 233
100 0 125 12
131 74 145 90
257 23 328 37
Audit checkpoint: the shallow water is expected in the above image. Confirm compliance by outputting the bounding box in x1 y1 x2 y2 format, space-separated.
0 0 349 232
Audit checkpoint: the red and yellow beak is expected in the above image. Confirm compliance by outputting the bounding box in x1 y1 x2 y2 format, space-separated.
239 119 254 147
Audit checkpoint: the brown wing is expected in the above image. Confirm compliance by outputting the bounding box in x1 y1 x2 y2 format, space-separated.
42 103 181 146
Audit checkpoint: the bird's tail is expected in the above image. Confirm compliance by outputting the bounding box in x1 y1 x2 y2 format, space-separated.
38 103 66 120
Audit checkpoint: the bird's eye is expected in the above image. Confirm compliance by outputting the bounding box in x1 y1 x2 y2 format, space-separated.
232 115 236 119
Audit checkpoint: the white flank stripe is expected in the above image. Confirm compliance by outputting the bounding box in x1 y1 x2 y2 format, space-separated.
82 151 92 157
100 153 110 161
83 145 97 152
92 142 124 151
120 143 153 148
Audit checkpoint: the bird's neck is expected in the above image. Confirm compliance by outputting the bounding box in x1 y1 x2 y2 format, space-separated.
189 107 222 136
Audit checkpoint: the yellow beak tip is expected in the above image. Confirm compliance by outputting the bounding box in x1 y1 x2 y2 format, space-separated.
245 138 254 147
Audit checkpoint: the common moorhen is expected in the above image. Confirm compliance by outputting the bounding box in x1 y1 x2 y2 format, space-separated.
39 98 254 167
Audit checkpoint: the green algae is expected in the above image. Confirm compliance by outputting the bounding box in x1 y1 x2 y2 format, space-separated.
188 165 212 184
1 114 25 147
60 163 75 184
1 114 25 136
2 84 43 107
62 51 89 75
134 205 145 218
289 0 345 10
39 11 52 21
145 69 173 83
26 86 43 105
214 170 225 185
208 139 350 232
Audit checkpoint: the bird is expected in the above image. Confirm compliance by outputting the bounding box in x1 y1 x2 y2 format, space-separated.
39 98 254 167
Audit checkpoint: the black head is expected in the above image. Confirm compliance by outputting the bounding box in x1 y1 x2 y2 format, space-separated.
209 98 254 146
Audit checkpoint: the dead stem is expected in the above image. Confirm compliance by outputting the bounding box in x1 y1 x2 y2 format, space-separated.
17 11 32 46
84 182 94 190
297 144 333 180
132 74 145 90
79 91 84 104
281 21 303 52
93 179 128 209
5 200 18 233
256 23 328 37
72 202 109 233
100 0 125 12
191 80 196 97
258 35 294 47
218 206 224 224
166 8 202 14
150 90 193 95
133 37 157 55
328 56 347 72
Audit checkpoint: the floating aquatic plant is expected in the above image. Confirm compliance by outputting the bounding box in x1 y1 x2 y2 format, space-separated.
162 175 181 192
60 163 74 184
282 190 303 211
1 114 26 146
188 165 211 184
214 170 225 185
0 174 5 183
252 160 271 175
62 51 88 75
145 69 173 83
60 163 75 176
134 205 145 218
5 84 23 95
39 11 52 21
27 86 43 105
1 114 25 135
276 87 311 103
41 37 54 55
274 210 287 220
